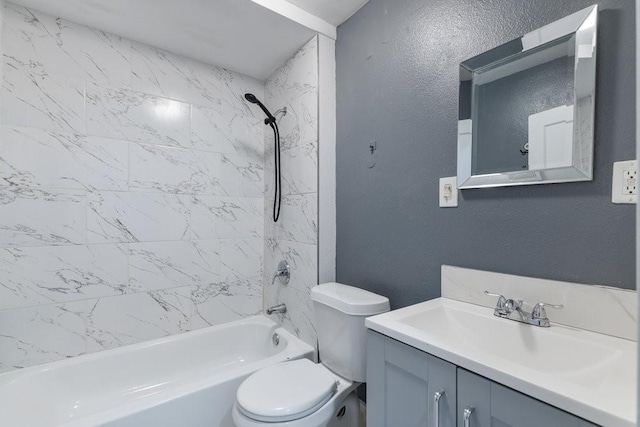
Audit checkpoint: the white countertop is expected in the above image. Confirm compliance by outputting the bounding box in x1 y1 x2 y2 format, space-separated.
366 298 637 427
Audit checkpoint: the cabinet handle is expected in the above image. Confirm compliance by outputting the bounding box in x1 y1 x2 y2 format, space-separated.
433 390 445 427
463 406 474 427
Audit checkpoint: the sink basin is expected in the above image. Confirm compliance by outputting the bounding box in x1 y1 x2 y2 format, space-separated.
366 298 637 427
401 303 621 378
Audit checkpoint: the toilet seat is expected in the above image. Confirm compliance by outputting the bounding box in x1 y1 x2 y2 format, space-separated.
236 359 338 423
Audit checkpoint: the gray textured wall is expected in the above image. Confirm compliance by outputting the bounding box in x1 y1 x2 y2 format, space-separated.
336 0 636 310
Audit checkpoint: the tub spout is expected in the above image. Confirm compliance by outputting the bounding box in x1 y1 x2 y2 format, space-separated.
266 304 287 315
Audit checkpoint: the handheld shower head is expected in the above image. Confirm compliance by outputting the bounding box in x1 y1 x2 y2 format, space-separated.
244 92 283 223
244 93 276 124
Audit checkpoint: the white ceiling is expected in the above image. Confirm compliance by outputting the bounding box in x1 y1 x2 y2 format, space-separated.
8 0 367 81
285 0 368 26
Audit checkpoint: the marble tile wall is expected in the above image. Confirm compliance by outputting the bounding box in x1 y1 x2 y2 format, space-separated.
263 37 319 350
0 3 266 372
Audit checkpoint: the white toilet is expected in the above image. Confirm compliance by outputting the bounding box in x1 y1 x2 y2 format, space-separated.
232 283 390 427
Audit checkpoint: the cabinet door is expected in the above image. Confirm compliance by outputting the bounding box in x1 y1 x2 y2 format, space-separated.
456 368 491 427
367 331 456 427
490 382 598 427
427 354 457 427
457 369 598 427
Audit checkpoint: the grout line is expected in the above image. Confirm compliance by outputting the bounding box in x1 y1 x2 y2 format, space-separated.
0 185 269 198
124 36 132 300
2 121 265 159
315 34 321 288
84 188 89 246
126 135 132 192
0 280 234 314
0 236 266 251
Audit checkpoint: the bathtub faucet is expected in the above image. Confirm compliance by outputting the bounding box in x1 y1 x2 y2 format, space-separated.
272 260 290 285
266 304 287 315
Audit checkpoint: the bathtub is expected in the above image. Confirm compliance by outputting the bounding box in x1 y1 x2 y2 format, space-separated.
0 315 314 427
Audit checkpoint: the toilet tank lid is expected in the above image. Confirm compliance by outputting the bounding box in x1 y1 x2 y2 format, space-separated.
311 283 390 315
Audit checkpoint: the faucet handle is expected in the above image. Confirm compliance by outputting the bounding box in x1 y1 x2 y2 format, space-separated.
484 291 508 314
272 260 290 285
531 302 564 320
484 290 505 301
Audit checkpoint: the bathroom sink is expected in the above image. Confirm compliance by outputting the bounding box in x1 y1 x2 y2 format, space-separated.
400 303 621 379
366 298 637 427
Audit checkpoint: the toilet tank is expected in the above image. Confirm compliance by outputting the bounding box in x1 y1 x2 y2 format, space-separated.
311 283 390 383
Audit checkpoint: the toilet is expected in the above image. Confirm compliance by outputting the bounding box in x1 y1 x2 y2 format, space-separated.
232 283 390 427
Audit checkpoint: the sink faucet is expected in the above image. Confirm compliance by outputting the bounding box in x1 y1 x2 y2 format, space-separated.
266 304 287 315
484 291 563 327
506 298 527 321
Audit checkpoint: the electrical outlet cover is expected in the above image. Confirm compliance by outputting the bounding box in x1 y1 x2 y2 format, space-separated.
612 160 638 204
439 176 458 207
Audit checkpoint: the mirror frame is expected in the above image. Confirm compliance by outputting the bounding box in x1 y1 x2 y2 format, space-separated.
457 5 598 189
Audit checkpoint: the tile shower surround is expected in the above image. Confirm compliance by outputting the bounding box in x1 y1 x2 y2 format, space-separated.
263 37 319 350
0 4 318 371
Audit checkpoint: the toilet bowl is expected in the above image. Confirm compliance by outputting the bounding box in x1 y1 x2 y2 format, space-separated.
232 283 390 427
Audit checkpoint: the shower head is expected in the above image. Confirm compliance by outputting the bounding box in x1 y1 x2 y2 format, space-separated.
244 93 259 104
244 93 276 125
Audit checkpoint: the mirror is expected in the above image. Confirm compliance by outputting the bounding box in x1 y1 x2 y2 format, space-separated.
457 5 597 189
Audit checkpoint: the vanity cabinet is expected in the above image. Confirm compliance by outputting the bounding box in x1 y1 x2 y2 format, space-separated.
367 331 598 427
367 330 457 427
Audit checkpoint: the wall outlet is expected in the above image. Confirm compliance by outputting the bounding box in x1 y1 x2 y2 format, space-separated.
439 177 458 207
622 169 637 195
612 160 637 204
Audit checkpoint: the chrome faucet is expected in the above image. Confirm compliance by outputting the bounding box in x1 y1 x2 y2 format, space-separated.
266 304 287 315
272 260 290 285
484 291 563 327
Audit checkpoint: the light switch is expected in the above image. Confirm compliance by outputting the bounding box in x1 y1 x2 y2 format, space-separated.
439 177 458 207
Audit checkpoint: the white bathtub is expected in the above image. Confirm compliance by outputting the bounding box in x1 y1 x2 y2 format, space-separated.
0 315 314 427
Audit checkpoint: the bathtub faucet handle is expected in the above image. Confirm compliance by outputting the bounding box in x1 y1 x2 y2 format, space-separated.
272 260 290 285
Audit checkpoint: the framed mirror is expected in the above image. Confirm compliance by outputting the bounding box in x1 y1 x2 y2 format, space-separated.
457 5 597 189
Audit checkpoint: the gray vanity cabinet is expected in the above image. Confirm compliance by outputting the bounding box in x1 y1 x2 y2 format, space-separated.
367 331 457 427
367 331 598 427
456 369 597 427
